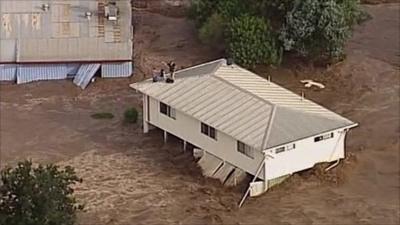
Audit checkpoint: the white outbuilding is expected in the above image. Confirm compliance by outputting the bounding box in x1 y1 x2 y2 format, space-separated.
130 59 357 203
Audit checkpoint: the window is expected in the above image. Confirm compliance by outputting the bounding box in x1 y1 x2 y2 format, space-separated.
160 102 175 119
287 143 296 151
275 144 296 154
275 146 285 154
237 141 254 158
201 122 217 140
314 132 334 142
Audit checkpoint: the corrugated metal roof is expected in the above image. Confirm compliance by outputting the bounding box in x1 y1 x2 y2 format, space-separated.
73 64 101 89
130 59 356 150
0 0 132 62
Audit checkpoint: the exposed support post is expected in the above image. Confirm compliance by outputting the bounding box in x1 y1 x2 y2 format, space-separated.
143 94 149 133
263 154 274 191
264 155 268 191
183 140 187 152
163 130 168 143
238 159 265 208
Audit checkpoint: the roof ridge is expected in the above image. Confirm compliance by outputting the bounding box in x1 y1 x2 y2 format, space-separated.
212 67 275 107
174 58 226 78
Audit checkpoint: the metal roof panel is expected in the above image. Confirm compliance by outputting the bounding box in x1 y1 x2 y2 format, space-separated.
131 59 357 150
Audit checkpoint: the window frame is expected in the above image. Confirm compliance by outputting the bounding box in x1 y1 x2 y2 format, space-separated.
237 141 254 159
314 132 334 142
275 146 285 154
159 102 176 119
275 143 296 154
201 122 217 140
286 143 296 151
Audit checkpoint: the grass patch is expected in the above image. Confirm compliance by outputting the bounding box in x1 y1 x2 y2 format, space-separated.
124 107 138 124
91 112 114 119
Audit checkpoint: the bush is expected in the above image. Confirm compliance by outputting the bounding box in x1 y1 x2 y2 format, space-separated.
0 161 83 225
198 13 226 49
190 0 363 64
216 0 253 19
227 15 282 66
124 107 138 124
91 112 114 119
188 0 218 27
279 0 360 59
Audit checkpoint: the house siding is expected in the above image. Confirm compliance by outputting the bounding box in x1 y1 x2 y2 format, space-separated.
264 129 346 180
147 96 265 179
146 95 348 182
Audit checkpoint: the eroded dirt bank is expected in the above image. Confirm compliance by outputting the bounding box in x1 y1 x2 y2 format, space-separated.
0 3 399 225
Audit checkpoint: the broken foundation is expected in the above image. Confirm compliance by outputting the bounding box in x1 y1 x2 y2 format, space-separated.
196 150 248 186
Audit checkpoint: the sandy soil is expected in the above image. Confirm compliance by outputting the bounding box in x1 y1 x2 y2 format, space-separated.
0 2 399 225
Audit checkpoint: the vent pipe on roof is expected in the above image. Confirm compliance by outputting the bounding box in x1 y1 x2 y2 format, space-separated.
42 3 50 12
267 76 271 83
105 1 119 21
301 91 305 101
85 12 93 20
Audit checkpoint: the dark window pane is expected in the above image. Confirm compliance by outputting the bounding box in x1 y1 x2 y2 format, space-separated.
201 123 208 135
160 102 168 115
275 147 285 153
209 127 216 139
237 141 244 153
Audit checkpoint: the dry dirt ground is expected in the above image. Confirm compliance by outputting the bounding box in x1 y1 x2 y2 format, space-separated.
0 3 399 225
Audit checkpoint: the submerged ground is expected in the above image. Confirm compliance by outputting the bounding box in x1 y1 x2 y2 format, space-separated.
0 3 399 225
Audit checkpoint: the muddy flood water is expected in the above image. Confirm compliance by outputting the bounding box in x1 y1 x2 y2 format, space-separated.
1 3 399 225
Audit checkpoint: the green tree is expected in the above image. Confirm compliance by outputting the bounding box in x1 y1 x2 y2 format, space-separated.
0 161 83 225
198 13 227 50
189 0 363 64
228 15 282 66
188 0 218 27
216 0 253 19
279 0 360 59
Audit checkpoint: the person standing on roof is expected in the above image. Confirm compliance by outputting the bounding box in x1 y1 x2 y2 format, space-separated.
160 69 165 79
162 61 176 83
152 67 159 82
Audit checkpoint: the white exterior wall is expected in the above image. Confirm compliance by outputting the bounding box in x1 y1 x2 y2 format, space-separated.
263 129 346 180
144 95 349 182
146 96 265 179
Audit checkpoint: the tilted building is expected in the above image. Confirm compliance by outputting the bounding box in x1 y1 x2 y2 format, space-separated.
131 59 358 199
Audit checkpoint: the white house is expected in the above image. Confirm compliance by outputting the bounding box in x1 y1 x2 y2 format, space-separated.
130 59 357 201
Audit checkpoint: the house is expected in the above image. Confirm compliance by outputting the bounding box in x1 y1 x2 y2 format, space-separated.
0 0 133 88
130 59 357 198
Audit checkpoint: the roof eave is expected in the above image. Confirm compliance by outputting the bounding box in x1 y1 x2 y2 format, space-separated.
262 122 359 154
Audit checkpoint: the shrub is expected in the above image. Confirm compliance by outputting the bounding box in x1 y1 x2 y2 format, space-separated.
0 161 83 225
198 13 226 49
188 0 218 27
340 0 363 26
216 0 253 19
190 0 363 64
227 15 282 66
124 107 138 124
279 0 360 59
91 112 114 119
